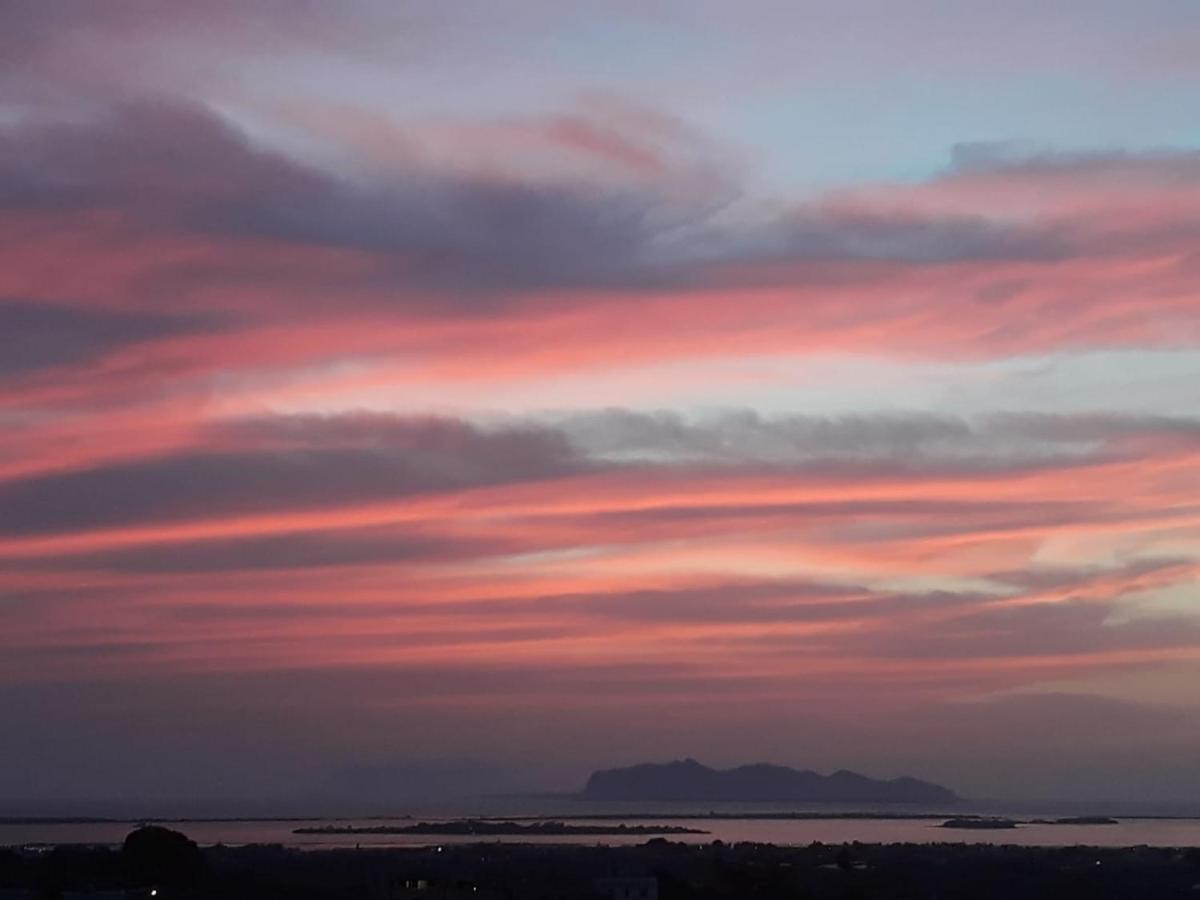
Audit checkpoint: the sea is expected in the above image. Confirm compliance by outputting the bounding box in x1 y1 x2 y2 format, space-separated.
4 798 1200 849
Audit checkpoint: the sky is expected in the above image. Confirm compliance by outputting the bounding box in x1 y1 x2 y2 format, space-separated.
2 0 1200 810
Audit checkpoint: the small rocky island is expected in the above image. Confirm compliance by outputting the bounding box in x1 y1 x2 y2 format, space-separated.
294 820 708 837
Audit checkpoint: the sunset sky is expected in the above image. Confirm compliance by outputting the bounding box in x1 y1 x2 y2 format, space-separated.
3 1 1200 809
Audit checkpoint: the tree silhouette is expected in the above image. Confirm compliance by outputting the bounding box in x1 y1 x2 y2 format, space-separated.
122 825 203 887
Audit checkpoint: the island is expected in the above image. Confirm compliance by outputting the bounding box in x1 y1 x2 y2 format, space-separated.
1033 816 1119 826
294 820 708 836
940 817 1019 830
582 758 959 804
943 815 1121 829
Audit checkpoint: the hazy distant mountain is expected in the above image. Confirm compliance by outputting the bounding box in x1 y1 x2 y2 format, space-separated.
325 759 528 805
582 759 958 804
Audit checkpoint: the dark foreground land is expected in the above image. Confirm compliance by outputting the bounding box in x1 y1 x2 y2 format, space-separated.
3 829 1200 899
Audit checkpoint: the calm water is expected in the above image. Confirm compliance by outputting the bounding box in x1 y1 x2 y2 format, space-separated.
5 816 1200 849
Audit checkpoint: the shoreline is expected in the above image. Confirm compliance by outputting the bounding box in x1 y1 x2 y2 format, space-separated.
6 811 1200 826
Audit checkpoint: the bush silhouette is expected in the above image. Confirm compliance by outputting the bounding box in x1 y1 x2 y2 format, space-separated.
122 825 203 886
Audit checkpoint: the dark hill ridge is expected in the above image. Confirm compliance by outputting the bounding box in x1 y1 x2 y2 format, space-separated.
582 759 958 804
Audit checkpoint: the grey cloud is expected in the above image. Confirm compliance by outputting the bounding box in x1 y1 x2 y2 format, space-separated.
0 299 221 376
563 409 974 464
950 141 1200 180
0 578 1009 645
991 411 1200 442
986 556 1196 592
0 416 582 537
17 527 515 574
559 408 1200 469
764 209 1072 263
0 101 693 297
157 581 859 624
559 498 1109 546
487 582 978 627
4 408 1197 539
0 100 1153 319
0 101 323 212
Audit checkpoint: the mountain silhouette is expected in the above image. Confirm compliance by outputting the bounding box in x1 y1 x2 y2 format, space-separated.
582 759 958 804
